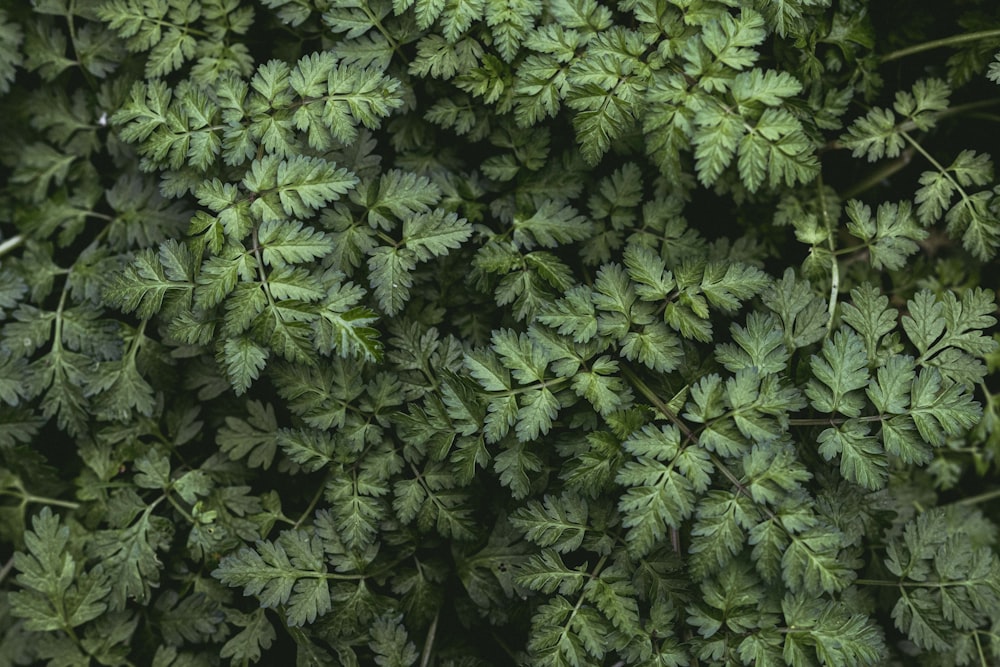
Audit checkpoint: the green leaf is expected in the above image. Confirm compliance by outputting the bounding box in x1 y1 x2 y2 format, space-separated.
10 508 110 631
259 220 335 267
885 508 1000 652
440 0 485 41
277 428 335 472
537 285 598 343
616 425 697 557
840 106 903 162
221 609 277 664
217 400 279 469
0 355 27 408
845 199 927 271
915 150 993 225
716 312 789 375
359 169 442 229
693 103 743 186
893 78 950 130
319 63 405 144
87 506 167 610
213 530 331 627
0 11 23 94
369 614 419 667
513 201 593 249
485 0 539 62
782 528 855 594
841 283 897 362
902 288 997 383
867 354 915 415
223 336 270 395
315 300 382 362
989 51 1000 84
760 268 827 350
805 330 870 417
817 419 887 490
368 247 417 315
403 209 471 260
909 367 980 447
782 595 887 666
700 9 766 70
738 107 819 192
700 262 770 312
146 27 196 77
244 155 358 222
623 243 676 302
510 492 588 553
621 322 682 373
946 190 1000 260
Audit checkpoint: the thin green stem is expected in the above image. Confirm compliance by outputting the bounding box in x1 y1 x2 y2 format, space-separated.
126 319 148 364
841 147 915 199
292 473 330 530
710 453 777 521
857 577 981 589
23 495 81 510
834 242 873 256
164 492 197 525
951 488 1000 506
419 608 439 667
66 1 99 93
903 131 952 177
621 365 693 439
907 98 1000 128
360 3 407 63
0 556 14 586
560 553 609 643
788 415 885 426
251 226 278 310
817 176 838 337
881 29 1000 63
0 235 23 258
974 629 987 667
855 578 898 587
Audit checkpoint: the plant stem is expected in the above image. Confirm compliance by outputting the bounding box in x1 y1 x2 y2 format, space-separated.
164 492 197 525
855 578 898 587
710 453 777 521
0 235 23 258
841 147 915 199
420 608 439 667
881 28 1000 63
24 495 81 510
0 556 13 586
817 176 838 336
621 365 694 439
951 488 1000 506
292 473 330 530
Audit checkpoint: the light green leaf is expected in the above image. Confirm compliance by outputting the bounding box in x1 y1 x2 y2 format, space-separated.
403 209 471 260
259 219 335 267
805 330 870 417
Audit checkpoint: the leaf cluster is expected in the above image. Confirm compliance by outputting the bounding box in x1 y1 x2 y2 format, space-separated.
1 1 1000 666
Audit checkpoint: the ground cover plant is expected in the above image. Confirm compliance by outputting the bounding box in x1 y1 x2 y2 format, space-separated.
1 0 1000 664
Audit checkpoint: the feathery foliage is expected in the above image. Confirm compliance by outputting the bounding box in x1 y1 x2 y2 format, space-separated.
2 0 1000 665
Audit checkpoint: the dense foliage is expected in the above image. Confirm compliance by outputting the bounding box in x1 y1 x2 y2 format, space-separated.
2 0 1000 664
